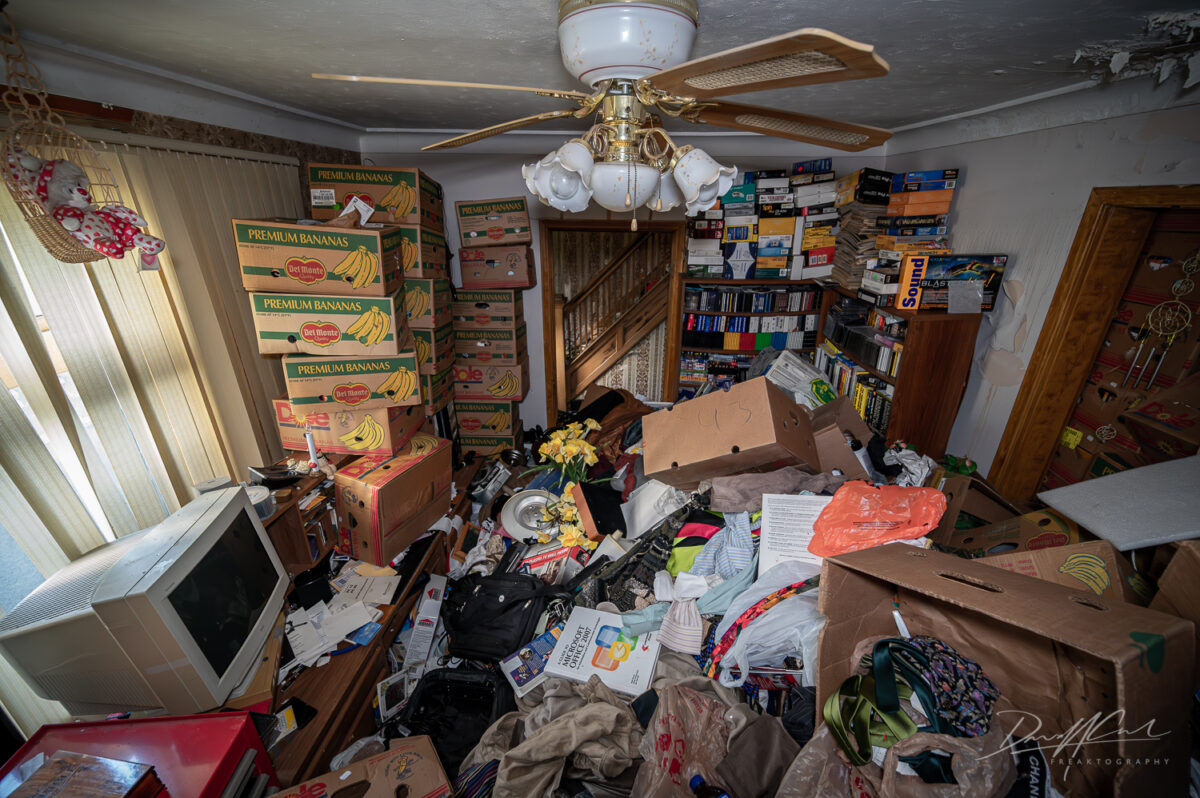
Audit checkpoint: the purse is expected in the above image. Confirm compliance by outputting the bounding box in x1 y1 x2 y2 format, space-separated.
442 572 566 661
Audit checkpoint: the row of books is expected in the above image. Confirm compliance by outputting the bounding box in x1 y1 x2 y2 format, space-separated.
684 312 818 335
812 339 867 397
683 285 821 313
852 375 896 438
681 329 818 351
822 297 906 377
679 351 755 387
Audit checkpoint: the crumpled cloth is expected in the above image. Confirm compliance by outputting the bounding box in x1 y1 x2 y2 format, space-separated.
460 675 642 798
709 467 846 513
883 447 938 487
690 512 755 579
654 571 712 655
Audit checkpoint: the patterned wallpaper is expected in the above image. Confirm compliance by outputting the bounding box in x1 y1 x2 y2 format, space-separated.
594 321 667 402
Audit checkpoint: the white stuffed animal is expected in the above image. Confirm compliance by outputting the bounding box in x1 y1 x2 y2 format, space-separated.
5 147 165 268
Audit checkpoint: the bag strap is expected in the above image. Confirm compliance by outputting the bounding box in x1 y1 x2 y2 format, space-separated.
823 674 919 767
448 578 564 631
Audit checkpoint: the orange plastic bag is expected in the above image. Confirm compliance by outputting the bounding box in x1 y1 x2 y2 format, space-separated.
808 481 947 557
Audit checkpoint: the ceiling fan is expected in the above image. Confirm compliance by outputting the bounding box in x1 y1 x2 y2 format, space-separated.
314 0 891 216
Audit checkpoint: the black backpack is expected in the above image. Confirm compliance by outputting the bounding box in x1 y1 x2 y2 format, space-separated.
442 572 566 662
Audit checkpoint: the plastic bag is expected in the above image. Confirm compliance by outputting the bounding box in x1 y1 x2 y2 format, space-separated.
631 684 732 797
710 560 824 688
809 481 947 557
329 732 387 769
883 447 938 487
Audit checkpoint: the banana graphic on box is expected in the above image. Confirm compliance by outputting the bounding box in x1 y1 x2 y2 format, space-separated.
1058 552 1111 595
485 409 511 431
343 306 391 346
408 433 438 456
380 181 417 218
338 415 386 450
404 288 429 320
414 335 430 366
400 237 419 271
487 371 520 398
332 245 378 289
376 367 417 403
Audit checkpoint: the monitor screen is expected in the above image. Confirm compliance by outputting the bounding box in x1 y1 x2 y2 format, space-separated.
167 509 278 677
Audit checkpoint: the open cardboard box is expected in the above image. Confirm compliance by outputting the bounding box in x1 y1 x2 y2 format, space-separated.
818 544 1193 796
642 377 819 489
1150 539 1200 689
806 395 873 479
926 467 1020 546
980 539 1144 604
277 735 451 797
935 508 1086 558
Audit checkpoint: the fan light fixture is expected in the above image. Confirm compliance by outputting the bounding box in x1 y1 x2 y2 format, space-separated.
523 77 736 222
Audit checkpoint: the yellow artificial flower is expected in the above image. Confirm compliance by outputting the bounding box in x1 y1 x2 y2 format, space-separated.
584 418 601 431
563 442 581 459
538 442 553 458
551 429 568 441
561 481 577 498
559 505 579 522
584 538 598 550
536 532 552 544
584 450 598 466
553 453 564 464
567 422 583 434
541 509 554 523
559 525 588 548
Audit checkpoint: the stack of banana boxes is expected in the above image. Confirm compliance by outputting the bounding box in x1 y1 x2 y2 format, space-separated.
231 163 454 565
451 197 534 457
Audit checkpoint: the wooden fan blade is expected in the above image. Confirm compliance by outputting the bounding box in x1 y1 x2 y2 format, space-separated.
312 73 589 101
648 28 888 99
422 109 582 151
692 101 890 152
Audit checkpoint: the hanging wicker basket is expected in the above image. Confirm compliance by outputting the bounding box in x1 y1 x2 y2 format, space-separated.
0 13 125 263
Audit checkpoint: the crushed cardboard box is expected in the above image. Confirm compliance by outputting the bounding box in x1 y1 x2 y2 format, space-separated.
806 396 873 480
276 735 451 798
935 508 1085 558
1149 539 1200 688
926 467 1019 547
642 377 819 489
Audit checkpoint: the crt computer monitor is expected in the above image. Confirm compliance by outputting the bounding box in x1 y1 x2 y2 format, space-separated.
0 486 287 717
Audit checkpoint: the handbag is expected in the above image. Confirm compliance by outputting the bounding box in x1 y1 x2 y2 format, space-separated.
442 572 566 661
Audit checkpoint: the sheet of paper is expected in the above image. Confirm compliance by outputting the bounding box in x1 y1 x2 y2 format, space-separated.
759 493 833 575
355 563 397 577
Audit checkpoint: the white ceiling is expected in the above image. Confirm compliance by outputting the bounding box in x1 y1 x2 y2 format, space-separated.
12 0 1200 143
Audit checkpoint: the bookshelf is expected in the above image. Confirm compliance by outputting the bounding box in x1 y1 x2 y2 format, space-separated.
665 272 823 397
814 287 982 459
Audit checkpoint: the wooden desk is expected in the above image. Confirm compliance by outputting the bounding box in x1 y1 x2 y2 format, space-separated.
269 536 445 786
261 454 354 577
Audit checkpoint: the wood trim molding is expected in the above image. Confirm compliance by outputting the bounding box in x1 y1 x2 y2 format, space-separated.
988 185 1200 501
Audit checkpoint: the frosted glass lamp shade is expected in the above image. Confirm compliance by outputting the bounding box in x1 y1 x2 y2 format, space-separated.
673 147 736 216
523 141 595 213
647 167 684 212
588 161 661 212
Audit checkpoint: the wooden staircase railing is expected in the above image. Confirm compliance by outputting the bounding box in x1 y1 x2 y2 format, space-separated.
561 277 669 400
562 232 668 361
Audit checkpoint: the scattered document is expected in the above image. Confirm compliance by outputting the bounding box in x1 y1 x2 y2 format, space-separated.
759 494 834 575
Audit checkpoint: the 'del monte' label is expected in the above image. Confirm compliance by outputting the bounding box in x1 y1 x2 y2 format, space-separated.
285 257 326 284
487 226 505 240
333 382 371 405
300 321 340 347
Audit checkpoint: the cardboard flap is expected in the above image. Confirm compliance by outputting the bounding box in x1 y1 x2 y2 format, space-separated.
825 544 1189 658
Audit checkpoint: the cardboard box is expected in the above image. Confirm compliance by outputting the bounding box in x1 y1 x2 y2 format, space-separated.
818 544 1193 797
419 367 453 416
1149 539 1200 688
459 430 523 457
455 196 531 248
935 508 1086 558
412 322 454 375
283 351 421 411
806 395 873 479
452 357 529 401
249 289 410 356
307 162 445 230
1121 372 1200 462
334 435 454 565
981 540 1142 603
404 278 453 330
454 324 527 362
926 468 1020 546
393 223 449 279
233 218 404 297
458 245 536 289
272 393 424 457
454 399 519 436
276 735 451 798
642 377 819 489
451 289 525 329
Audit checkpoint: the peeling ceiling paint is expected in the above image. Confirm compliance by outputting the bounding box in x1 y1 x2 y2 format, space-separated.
1073 9 1200 83
10 0 1200 138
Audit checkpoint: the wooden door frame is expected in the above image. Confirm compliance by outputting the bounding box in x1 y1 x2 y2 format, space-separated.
988 185 1200 500
538 219 686 421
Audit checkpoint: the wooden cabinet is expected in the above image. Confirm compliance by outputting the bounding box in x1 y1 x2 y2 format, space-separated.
816 286 982 459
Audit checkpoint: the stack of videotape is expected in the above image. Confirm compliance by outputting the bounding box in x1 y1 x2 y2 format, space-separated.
451 287 528 456
864 169 959 306
789 158 838 280
236 216 433 460
831 168 893 290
